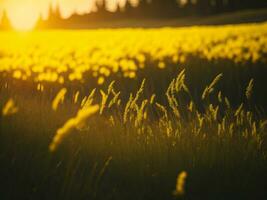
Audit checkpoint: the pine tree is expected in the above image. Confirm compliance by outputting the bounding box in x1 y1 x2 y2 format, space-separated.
166 0 178 14
123 0 134 18
0 10 12 30
95 0 109 19
137 0 151 18
195 0 211 15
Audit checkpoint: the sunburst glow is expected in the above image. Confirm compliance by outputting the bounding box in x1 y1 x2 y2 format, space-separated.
0 0 129 31
8 4 39 31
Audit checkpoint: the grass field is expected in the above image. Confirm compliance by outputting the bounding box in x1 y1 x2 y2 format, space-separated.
1 22 267 200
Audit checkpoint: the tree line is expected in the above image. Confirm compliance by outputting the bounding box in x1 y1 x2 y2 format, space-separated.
1 0 267 29
39 0 267 27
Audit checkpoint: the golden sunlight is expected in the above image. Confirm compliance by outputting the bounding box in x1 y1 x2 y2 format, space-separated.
0 0 129 31
8 4 39 31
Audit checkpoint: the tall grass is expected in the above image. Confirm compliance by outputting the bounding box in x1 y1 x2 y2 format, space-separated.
0 70 266 200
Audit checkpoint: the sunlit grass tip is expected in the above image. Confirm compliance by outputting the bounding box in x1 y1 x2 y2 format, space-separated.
49 104 100 152
52 88 67 111
2 98 19 116
173 171 188 197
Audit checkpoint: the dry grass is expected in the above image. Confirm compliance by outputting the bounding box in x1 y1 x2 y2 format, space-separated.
0 70 266 200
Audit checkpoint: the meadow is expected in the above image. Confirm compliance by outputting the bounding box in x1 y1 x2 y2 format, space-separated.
0 22 267 200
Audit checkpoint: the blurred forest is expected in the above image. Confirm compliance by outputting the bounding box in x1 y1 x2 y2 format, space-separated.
1 0 267 29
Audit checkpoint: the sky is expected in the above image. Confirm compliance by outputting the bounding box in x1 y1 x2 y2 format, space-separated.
0 0 135 30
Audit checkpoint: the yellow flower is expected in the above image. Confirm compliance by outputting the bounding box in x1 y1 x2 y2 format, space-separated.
158 62 166 69
13 70 22 79
98 76 105 85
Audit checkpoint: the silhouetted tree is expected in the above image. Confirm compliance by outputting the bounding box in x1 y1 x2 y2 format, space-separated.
0 10 12 30
123 0 134 17
195 0 211 15
162 0 179 18
182 0 198 16
35 0 267 29
137 0 150 18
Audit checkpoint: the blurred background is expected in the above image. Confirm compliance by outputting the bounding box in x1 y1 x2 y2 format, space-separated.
1 0 267 30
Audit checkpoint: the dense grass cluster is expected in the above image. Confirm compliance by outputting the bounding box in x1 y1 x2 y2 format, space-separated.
1 22 267 199
1 69 267 199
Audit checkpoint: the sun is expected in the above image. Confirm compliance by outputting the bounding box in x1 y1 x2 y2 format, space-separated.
8 4 39 31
